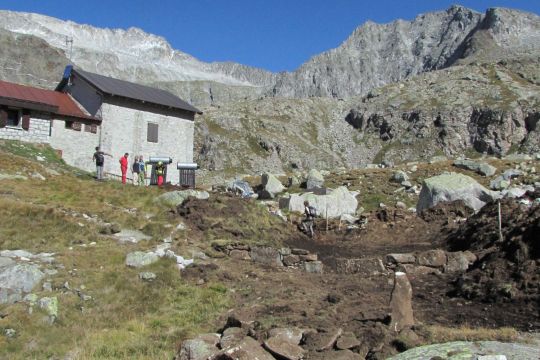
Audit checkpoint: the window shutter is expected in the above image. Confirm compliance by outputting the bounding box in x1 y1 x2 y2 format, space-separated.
0 110 6 128
147 123 158 143
72 122 82 131
21 114 30 130
90 124 98 134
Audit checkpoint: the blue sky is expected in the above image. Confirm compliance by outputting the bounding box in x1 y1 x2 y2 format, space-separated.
2 0 539 72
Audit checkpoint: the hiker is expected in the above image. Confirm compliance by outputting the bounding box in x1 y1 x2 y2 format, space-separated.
131 155 140 185
156 161 165 187
119 153 129 184
92 146 111 181
137 156 146 186
302 200 317 238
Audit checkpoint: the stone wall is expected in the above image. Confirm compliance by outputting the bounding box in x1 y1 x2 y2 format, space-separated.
99 102 194 184
49 119 101 173
0 116 50 143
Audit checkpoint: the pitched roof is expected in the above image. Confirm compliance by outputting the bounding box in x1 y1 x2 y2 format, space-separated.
65 67 201 114
0 80 98 121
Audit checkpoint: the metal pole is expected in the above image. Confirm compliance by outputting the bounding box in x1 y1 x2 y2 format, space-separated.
498 200 503 243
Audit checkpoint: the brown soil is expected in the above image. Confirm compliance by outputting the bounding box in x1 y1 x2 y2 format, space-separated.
177 195 540 358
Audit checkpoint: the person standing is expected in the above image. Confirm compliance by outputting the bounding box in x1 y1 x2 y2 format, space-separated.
302 200 317 238
119 153 129 185
131 155 140 185
156 161 165 187
137 156 146 186
92 146 111 181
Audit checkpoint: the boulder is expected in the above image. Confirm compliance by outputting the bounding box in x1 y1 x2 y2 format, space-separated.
416 250 447 267
504 187 527 199
453 159 497 176
0 263 44 304
250 247 283 267
282 186 358 219
138 272 157 281
38 296 58 318
259 173 286 199
398 264 441 276
0 257 15 268
283 255 300 266
391 171 409 183
306 169 324 190
0 249 34 259
304 261 323 274
336 258 386 276
264 336 306 360
229 180 254 198
229 250 251 261
220 327 246 349
114 229 152 244
390 272 414 332
155 190 209 207
416 172 499 212
336 332 361 350
386 253 416 265
267 328 303 345
125 251 159 268
177 333 221 360
502 169 523 180
490 176 510 190
219 336 275 360
444 252 470 273
304 328 343 351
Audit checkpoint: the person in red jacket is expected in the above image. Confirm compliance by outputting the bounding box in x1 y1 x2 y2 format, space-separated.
119 153 129 184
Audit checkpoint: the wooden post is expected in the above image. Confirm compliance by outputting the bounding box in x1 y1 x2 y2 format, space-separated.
498 200 503 243
325 202 329 232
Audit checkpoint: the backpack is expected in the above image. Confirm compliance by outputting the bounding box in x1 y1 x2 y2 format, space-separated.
308 206 317 217
95 152 104 165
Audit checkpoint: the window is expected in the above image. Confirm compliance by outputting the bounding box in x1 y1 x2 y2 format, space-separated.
6 109 20 127
147 123 158 143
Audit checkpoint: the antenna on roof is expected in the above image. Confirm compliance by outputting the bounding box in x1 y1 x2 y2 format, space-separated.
65 36 74 63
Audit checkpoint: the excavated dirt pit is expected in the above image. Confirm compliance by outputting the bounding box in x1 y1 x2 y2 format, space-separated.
177 195 540 358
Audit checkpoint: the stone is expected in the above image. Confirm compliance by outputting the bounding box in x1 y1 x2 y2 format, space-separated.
416 173 499 212
283 255 300 266
429 156 447 164
219 336 275 360
282 186 358 219
229 249 251 261
340 214 359 224
386 253 416 264
299 253 318 262
490 176 510 190
279 248 291 256
264 335 306 360
390 272 414 332
401 180 413 189
335 257 386 276
259 173 286 199
220 327 246 349
0 263 44 304
177 333 221 360
38 296 58 318
0 257 15 268
114 229 152 244
0 173 28 181
0 249 34 259
462 251 477 264
304 328 343 351
4 328 16 338
155 190 209 208
504 154 532 161
267 328 303 345
387 341 539 360
226 311 256 329
42 281 52 292
391 171 409 183
304 261 323 273
505 187 527 199
306 169 324 190
502 169 523 180
417 250 447 267
478 356 507 360
453 159 497 176
291 248 309 255
398 264 441 275
444 252 470 273
336 331 361 350
125 251 159 268
249 247 283 267
395 201 407 209
138 272 157 281
24 293 38 305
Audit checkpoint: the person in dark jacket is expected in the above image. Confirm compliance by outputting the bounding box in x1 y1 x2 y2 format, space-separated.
92 146 111 181
302 200 316 238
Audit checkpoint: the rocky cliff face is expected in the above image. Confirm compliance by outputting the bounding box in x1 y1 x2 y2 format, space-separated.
1 6 538 106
